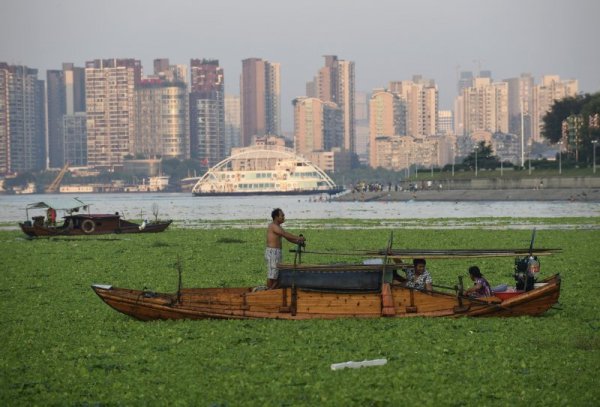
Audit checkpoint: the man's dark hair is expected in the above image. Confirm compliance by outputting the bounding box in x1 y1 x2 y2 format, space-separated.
413 258 426 266
468 266 482 278
271 208 282 220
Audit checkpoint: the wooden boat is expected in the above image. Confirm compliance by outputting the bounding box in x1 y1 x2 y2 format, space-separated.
19 199 172 238
92 243 562 320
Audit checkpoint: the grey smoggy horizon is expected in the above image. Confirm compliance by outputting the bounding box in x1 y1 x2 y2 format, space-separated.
2 0 599 132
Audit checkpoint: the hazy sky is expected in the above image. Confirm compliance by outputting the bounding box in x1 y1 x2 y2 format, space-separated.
2 0 599 132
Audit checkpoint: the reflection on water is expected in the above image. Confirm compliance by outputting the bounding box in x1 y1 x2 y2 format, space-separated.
1 192 599 223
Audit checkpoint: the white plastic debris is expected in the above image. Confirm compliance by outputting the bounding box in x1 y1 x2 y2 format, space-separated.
330 358 387 370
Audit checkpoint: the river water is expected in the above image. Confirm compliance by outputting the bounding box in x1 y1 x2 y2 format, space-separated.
1 193 599 224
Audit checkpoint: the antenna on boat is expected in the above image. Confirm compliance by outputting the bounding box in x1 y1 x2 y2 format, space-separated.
529 228 537 256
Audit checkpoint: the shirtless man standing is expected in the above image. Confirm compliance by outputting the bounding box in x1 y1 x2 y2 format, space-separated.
265 208 305 289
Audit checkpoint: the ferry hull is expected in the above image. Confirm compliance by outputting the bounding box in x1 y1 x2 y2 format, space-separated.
193 187 344 197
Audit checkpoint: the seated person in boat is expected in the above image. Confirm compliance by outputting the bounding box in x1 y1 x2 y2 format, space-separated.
46 207 57 226
464 266 492 297
393 258 433 291
265 208 305 289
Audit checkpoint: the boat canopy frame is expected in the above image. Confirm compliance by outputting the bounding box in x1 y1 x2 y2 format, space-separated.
24 197 89 220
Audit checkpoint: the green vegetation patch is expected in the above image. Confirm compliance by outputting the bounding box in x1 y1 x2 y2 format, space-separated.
1 228 599 405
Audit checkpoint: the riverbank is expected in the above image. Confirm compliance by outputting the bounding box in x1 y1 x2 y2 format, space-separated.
334 187 600 202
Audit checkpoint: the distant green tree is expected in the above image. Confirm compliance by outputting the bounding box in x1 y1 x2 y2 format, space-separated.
462 141 500 169
161 158 205 180
541 95 585 144
541 92 600 162
580 93 600 163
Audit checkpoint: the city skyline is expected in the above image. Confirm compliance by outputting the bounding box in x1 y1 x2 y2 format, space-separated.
2 0 598 132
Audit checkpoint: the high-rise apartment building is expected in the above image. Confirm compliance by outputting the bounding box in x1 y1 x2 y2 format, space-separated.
455 71 475 137
505 73 534 145
135 79 189 160
354 91 370 161
85 59 141 169
458 71 473 95
373 135 448 172
47 63 86 168
311 56 355 153
389 76 438 138
153 59 170 76
461 77 509 136
0 65 9 174
46 70 64 167
224 94 241 157
293 97 342 155
437 110 454 136
0 63 46 174
240 58 280 146
453 95 465 137
153 58 187 83
532 75 578 143
190 59 225 165
368 89 405 167
63 112 87 166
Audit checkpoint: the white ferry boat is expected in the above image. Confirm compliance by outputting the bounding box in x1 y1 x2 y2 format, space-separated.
192 145 342 196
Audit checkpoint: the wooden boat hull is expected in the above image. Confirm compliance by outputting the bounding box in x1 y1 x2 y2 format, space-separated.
92 274 561 321
19 215 171 237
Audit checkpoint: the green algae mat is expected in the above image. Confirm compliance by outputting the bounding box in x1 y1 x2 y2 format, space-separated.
1 226 599 406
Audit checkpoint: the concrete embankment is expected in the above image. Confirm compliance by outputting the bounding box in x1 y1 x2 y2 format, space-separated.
334 188 600 202
334 176 600 202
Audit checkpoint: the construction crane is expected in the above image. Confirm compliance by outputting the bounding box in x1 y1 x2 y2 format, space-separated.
45 162 69 193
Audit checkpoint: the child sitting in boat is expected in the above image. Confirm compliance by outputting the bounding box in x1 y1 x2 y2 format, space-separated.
464 266 492 297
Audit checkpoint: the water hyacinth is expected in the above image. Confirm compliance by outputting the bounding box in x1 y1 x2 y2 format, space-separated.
0 224 599 405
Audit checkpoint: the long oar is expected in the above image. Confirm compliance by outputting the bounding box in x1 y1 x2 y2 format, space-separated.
290 248 560 258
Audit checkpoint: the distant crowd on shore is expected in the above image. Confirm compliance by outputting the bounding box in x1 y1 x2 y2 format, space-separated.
351 181 444 194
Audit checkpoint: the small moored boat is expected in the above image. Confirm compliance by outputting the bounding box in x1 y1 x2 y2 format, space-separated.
19 198 172 238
